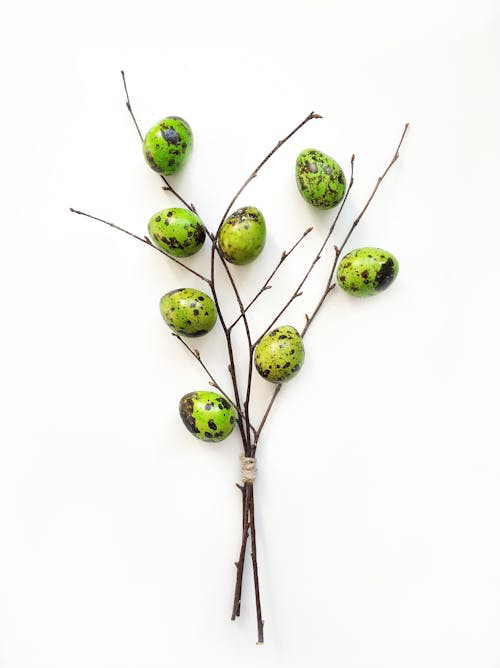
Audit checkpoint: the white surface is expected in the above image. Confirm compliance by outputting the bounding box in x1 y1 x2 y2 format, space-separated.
1 1 500 666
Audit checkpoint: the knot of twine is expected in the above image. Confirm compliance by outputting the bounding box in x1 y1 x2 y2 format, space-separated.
240 453 257 484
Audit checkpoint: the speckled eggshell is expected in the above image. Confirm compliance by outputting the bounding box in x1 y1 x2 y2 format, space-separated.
217 206 266 265
296 148 346 209
148 208 206 257
159 288 217 337
143 116 193 175
179 390 236 442
254 325 305 383
337 247 399 297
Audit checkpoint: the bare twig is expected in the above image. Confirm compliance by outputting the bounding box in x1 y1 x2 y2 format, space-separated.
255 123 409 445
229 227 313 331
249 485 264 643
224 114 321 641
121 70 196 213
212 111 322 452
172 333 257 439
254 385 282 449
254 155 355 346
69 208 210 284
302 123 409 337
121 70 144 142
231 485 251 619
220 111 322 226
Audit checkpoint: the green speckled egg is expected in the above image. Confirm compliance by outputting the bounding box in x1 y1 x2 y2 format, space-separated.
179 390 236 442
337 247 399 297
254 325 305 384
148 208 205 257
160 288 217 337
217 206 266 265
143 116 193 175
296 148 346 209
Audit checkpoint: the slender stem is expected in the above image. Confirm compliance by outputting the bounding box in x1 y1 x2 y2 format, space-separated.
229 227 313 331
254 122 409 445
121 70 144 142
254 155 355 346
205 250 250 455
226 113 321 637
254 385 282 448
213 251 255 450
213 112 322 451
249 485 264 643
173 334 257 439
220 111 322 226
231 484 251 619
69 208 210 284
303 123 409 337
121 70 196 213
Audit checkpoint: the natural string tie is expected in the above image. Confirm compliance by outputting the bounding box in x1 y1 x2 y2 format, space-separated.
240 454 257 484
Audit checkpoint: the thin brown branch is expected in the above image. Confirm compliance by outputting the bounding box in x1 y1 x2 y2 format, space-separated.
249 485 264 643
69 208 210 284
229 227 313 331
302 122 409 337
121 70 144 142
226 112 321 636
220 111 322 226
215 114 321 448
172 334 257 439
254 384 282 450
121 70 196 213
253 253 320 347
254 155 355 346
255 122 409 445
231 484 251 619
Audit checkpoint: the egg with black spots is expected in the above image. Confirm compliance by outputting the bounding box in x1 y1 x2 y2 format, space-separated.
179 390 236 442
217 206 266 265
160 288 217 337
143 116 193 175
296 148 345 209
148 208 206 257
254 325 305 384
337 247 399 297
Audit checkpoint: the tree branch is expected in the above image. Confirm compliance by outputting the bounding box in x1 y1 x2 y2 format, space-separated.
121 70 196 213
172 333 257 439
229 226 313 331
220 111 322 226
302 123 409 337
255 123 409 445
69 208 210 284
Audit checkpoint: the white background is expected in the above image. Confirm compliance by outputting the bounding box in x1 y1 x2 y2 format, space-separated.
1 1 499 666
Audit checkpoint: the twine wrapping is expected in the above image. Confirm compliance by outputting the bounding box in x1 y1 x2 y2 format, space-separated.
240 453 257 484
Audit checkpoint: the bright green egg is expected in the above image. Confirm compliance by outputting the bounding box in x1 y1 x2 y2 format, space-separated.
148 208 205 257
337 247 399 297
296 148 345 209
160 288 217 337
217 206 266 265
254 325 305 384
179 390 236 442
143 116 193 175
